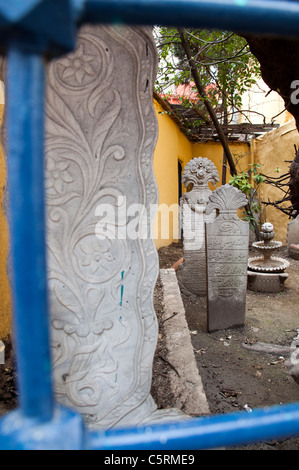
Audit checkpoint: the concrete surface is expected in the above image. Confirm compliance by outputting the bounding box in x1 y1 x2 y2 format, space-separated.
159 268 210 417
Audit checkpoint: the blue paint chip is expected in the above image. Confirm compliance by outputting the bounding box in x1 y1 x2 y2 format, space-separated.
120 271 125 306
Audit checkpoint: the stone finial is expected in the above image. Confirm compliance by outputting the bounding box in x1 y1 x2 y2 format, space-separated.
260 222 275 243
261 222 274 232
206 183 247 215
182 157 219 188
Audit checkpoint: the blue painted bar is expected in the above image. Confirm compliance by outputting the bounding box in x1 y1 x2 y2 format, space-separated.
0 406 86 450
81 0 299 38
0 0 77 56
88 402 299 450
6 43 54 422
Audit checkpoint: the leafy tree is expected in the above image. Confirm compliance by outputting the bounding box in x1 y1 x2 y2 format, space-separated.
229 163 265 239
155 27 260 122
157 29 258 107
154 27 261 177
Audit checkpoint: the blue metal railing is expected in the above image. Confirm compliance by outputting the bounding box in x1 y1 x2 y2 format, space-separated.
1 0 299 450
80 0 299 38
6 45 53 424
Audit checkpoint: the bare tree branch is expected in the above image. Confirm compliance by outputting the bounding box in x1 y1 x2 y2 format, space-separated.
178 28 237 176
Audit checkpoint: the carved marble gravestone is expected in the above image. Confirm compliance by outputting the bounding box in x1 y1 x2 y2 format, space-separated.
287 215 299 257
44 25 182 430
205 184 249 332
179 157 219 296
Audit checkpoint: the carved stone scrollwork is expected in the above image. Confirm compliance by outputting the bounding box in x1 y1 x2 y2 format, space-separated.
45 25 182 429
206 183 248 215
182 156 219 189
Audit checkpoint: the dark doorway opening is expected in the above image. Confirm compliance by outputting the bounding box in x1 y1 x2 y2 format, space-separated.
178 160 183 239
178 160 182 202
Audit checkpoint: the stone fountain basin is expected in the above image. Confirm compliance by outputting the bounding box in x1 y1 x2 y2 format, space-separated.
248 229 289 292
248 256 290 273
252 240 282 255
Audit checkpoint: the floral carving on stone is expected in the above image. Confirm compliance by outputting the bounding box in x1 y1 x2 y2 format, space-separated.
45 156 74 194
182 157 219 213
59 44 97 86
182 157 219 189
44 25 166 429
206 183 247 216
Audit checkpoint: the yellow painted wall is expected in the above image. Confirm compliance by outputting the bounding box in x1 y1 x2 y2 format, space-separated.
0 103 11 340
191 141 252 186
153 100 253 249
185 120 299 245
153 100 193 249
251 119 299 244
0 98 195 338
153 108 299 248
0 98 297 338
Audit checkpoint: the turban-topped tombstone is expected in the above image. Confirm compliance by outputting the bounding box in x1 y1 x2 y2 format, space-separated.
205 184 249 332
179 157 219 297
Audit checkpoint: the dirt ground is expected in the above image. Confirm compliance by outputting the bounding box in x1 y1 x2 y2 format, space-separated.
154 242 299 450
2 241 299 450
0 339 17 417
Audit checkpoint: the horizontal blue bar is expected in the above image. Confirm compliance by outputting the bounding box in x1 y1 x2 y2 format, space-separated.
88 402 299 450
81 0 299 38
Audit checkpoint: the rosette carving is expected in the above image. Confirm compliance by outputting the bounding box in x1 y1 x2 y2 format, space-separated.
182 157 219 188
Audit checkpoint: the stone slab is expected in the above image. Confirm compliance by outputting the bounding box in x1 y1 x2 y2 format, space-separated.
159 269 210 416
289 243 299 260
180 157 219 296
205 184 249 332
247 271 289 293
44 25 165 430
0 340 4 364
287 216 299 253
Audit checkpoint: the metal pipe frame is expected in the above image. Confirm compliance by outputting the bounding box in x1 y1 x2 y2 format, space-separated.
6 43 54 423
88 402 299 450
80 0 299 38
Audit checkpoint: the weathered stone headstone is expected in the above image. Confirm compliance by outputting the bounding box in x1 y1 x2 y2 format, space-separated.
44 25 181 429
0 340 4 365
179 157 219 296
205 184 249 332
289 244 299 260
287 215 299 255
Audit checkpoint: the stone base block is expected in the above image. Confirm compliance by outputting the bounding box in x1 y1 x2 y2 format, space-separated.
159 269 210 416
179 250 207 297
247 271 289 293
289 244 299 260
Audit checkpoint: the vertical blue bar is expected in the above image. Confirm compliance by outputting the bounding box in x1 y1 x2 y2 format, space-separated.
6 44 54 421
